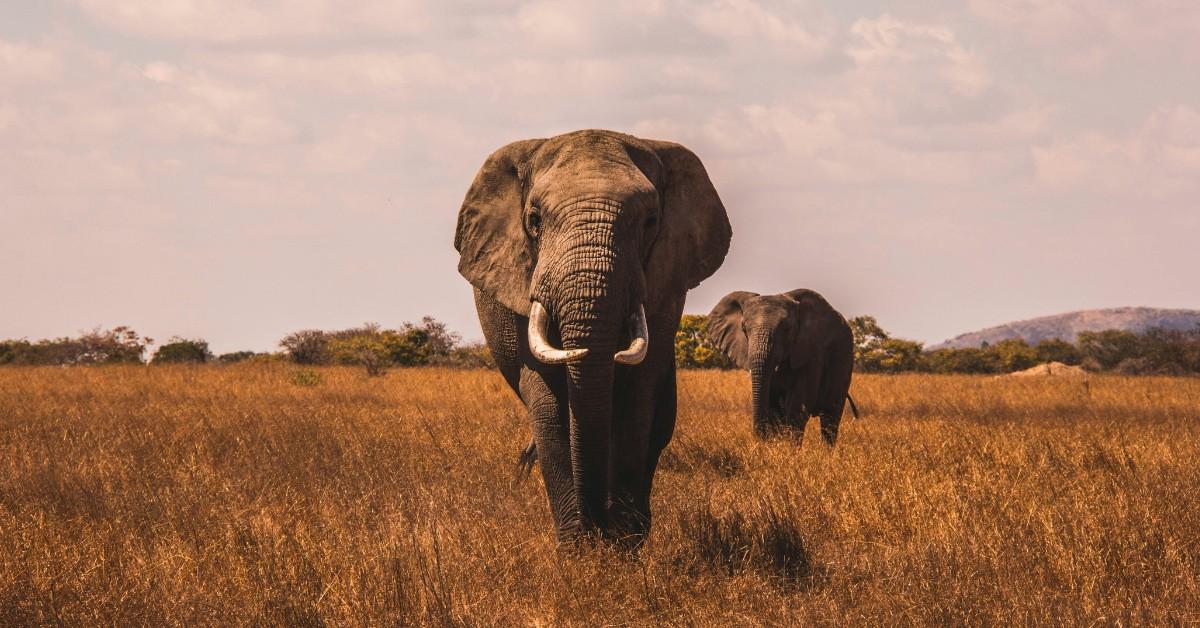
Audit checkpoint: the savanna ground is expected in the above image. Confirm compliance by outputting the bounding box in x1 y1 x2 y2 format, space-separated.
1 366 1197 626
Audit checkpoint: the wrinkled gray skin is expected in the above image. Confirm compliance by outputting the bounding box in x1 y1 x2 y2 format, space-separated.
454 130 731 545
707 289 855 443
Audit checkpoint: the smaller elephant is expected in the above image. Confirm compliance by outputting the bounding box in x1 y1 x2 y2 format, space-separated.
707 289 858 443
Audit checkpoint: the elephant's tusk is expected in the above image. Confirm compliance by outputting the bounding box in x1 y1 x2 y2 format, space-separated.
614 304 649 365
528 301 589 364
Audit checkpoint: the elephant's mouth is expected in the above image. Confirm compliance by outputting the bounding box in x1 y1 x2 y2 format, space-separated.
528 301 649 365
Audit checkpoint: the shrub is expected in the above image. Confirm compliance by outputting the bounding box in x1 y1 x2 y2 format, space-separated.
381 329 434 366
217 351 259 364
400 316 460 358
434 342 495 369
151 338 212 364
279 318 466 373
280 330 331 365
329 333 392 376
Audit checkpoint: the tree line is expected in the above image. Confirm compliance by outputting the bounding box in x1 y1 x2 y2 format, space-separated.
0 317 492 373
847 316 1200 375
5 314 1199 375
672 314 1200 376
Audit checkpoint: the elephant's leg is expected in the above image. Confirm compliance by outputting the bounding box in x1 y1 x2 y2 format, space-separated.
818 409 842 446
817 349 853 447
772 368 806 438
518 365 578 540
608 320 677 546
606 364 653 544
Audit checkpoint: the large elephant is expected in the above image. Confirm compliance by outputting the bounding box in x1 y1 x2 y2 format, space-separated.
707 289 857 443
454 130 731 544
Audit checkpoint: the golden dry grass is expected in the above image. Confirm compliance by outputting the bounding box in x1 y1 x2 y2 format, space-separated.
1 366 1198 625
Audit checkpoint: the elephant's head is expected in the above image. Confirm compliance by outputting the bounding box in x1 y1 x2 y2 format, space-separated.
454 130 730 535
707 289 840 436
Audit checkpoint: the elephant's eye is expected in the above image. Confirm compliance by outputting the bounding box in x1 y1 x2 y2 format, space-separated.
645 214 658 231
527 208 542 238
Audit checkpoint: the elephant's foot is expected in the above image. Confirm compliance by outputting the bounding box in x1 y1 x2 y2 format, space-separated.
604 497 650 550
755 413 810 441
818 414 840 446
551 500 649 554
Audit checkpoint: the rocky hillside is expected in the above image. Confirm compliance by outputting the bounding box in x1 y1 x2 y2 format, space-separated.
933 307 1200 350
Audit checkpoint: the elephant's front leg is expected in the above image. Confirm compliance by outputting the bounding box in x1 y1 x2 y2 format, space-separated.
518 365 579 541
817 410 841 446
606 365 654 543
607 317 677 545
775 368 809 439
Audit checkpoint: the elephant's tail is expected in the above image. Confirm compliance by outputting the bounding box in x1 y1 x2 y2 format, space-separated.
515 439 537 480
846 393 860 420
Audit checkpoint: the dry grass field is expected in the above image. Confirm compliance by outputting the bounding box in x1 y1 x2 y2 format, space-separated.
1 366 1198 625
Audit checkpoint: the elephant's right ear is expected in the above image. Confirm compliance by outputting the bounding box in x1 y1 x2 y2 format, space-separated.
707 291 758 369
454 139 545 316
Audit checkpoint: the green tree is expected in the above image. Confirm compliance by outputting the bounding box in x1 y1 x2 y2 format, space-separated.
280 329 331 365
217 351 259 364
400 316 461 358
923 348 999 374
329 333 392 375
441 341 496 369
849 316 924 372
0 327 151 365
1077 330 1141 371
870 338 925 372
1034 338 1082 365
674 314 732 369
848 315 889 366
151 338 212 364
990 339 1039 373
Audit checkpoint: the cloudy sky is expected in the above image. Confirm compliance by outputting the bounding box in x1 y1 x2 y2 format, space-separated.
2 1 1197 353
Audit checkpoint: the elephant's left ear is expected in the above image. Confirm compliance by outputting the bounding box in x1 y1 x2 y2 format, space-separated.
707 291 757 369
641 140 732 297
454 138 545 316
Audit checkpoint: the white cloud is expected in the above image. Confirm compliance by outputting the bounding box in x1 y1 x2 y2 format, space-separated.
0 39 62 82
135 61 298 145
849 14 992 105
693 0 832 57
969 0 1200 69
72 0 434 43
1033 105 1200 200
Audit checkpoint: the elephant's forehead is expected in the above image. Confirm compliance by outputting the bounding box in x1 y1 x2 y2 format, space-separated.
534 158 656 202
746 297 792 317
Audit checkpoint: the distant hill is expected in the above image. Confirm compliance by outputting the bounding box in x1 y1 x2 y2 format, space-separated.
932 307 1200 350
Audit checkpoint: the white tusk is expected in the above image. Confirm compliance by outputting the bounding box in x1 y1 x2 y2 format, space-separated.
614 304 649 365
528 301 588 364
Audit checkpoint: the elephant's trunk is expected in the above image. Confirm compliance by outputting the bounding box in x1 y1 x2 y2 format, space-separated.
748 329 775 438
540 214 644 537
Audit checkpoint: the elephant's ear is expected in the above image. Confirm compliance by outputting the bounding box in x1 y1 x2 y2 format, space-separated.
783 289 834 369
454 139 545 316
642 140 732 299
707 291 757 369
